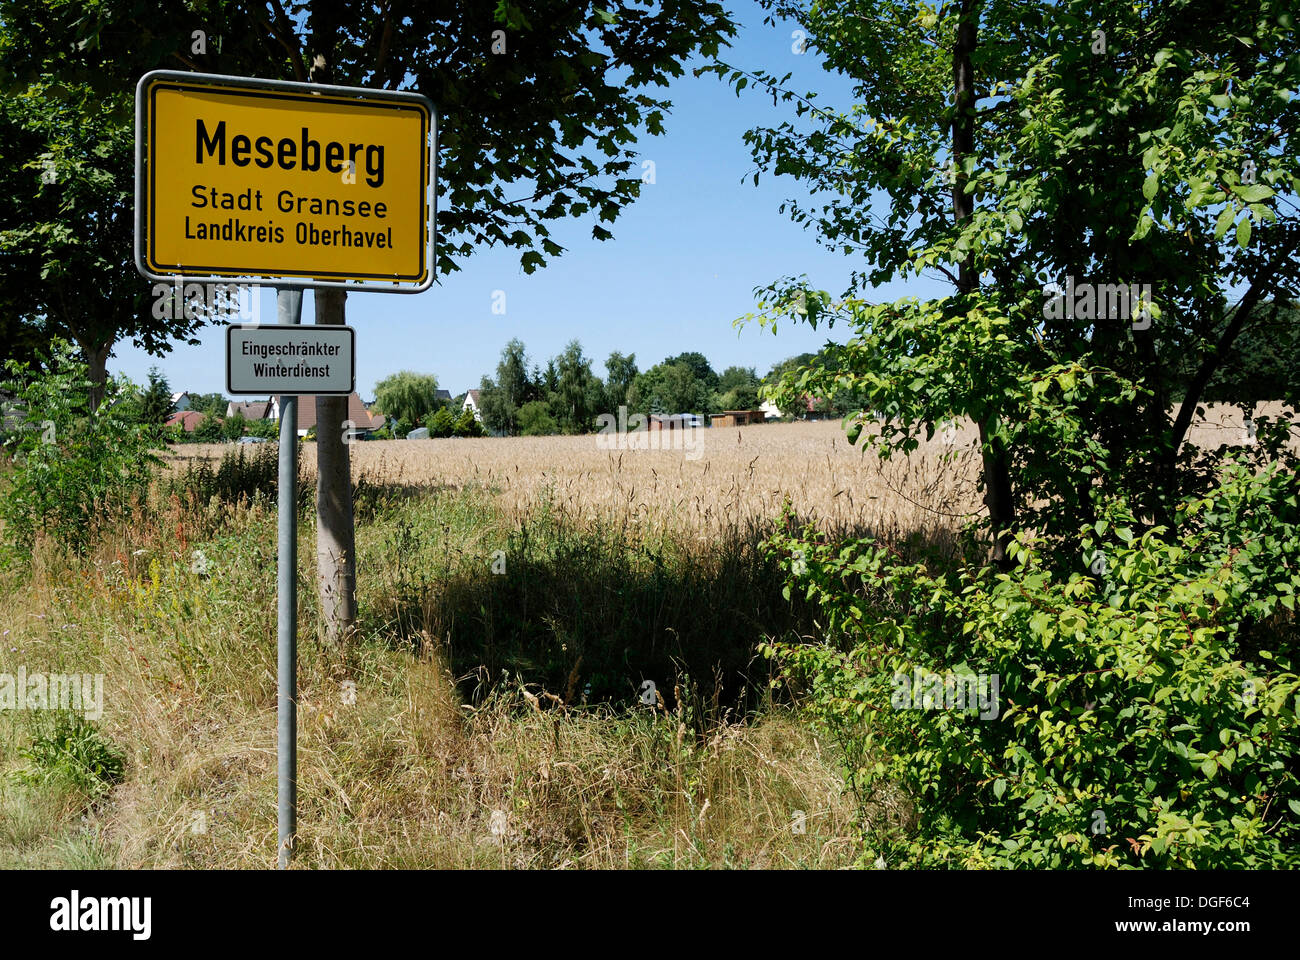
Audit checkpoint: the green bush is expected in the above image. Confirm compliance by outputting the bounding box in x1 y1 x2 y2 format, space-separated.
765 460 1300 868
247 417 279 439
426 406 457 438
15 712 126 800
0 341 161 562
518 400 558 436
453 409 484 438
192 414 222 443
222 410 247 440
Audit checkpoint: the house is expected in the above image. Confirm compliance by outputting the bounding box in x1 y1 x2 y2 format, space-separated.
171 391 192 412
165 410 209 432
759 398 783 421
710 410 766 428
462 389 482 422
273 392 386 439
225 399 273 420
435 389 451 404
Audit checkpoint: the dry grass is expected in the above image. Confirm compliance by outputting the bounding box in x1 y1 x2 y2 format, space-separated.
1 553 862 868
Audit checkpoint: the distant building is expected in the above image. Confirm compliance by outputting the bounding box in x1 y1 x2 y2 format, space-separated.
273 392 385 439
462 389 482 422
165 410 208 432
226 399 272 420
171 391 192 412
435 389 451 404
710 410 765 428
759 395 826 420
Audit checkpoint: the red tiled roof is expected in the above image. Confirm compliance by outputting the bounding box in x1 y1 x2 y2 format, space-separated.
164 410 210 432
275 393 385 433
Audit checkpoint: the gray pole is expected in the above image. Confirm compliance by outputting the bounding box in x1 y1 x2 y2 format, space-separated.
276 287 303 868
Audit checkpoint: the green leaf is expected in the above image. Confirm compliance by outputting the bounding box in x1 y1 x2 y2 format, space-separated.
993 778 1007 799
1142 173 1159 201
1236 217 1251 248
1214 207 1235 240
1237 184 1273 202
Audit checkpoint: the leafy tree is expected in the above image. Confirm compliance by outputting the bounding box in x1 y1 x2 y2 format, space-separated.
3 0 737 283
185 392 228 418
718 365 759 393
718 365 761 409
517 400 559 436
479 339 532 436
764 353 817 384
222 410 247 441
719 384 760 411
549 339 601 433
714 0 1300 867
629 360 712 415
0 78 209 408
374 371 440 430
1202 301 1300 405
538 360 559 398
662 351 719 392
139 367 174 427
603 351 639 413
718 0 1299 557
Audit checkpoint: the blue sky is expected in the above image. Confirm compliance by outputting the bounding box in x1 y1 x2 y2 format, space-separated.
111 1 933 399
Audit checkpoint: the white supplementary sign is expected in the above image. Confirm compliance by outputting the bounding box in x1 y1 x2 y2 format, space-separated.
226 324 355 396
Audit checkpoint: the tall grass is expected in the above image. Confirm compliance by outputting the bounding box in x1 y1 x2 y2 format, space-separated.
0 441 884 868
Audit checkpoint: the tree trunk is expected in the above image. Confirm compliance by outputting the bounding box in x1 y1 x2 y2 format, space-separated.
77 337 112 412
314 287 357 648
951 0 1015 568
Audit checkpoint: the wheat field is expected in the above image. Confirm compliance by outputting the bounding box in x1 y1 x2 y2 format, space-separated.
166 402 1290 541
170 419 987 543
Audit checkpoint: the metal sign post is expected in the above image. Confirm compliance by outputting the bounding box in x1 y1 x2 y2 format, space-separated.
275 287 302 869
